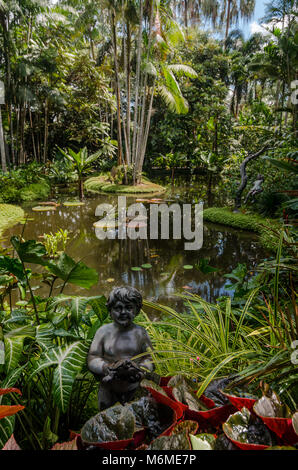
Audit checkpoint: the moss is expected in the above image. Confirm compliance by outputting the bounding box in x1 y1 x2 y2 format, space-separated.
203 207 281 252
0 204 25 236
84 174 166 195
20 182 50 202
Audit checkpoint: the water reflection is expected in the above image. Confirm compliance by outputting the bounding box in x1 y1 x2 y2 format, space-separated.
3 181 267 308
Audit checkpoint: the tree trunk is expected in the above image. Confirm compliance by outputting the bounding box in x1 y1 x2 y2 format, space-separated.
132 0 144 182
79 178 84 200
43 98 48 164
0 105 7 172
224 0 231 48
184 0 188 29
111 9 123 167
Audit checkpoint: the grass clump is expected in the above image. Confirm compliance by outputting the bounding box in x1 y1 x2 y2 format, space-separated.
0 204 25 236
203 207 281 252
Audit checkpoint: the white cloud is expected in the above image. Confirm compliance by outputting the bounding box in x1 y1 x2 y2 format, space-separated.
250 21 269 35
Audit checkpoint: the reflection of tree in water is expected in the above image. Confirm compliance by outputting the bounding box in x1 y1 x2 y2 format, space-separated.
4 194 267 305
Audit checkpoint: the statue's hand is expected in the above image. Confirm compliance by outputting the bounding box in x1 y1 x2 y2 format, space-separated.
102 372 115 385
127 367 144 383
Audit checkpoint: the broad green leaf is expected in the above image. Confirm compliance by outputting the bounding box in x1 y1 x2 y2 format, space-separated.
262 156 298 174
87 296 108 323
4 337 25 374
46 253 98 289
36 324 55 350
0 256 27 285
0 416 15 449
10 237 47 265
70 297 89 325
30 341 90 412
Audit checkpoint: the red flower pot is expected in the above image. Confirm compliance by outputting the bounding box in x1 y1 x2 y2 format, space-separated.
221 391 257 413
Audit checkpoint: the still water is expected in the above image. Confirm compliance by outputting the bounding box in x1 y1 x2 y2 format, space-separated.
3 178 267 307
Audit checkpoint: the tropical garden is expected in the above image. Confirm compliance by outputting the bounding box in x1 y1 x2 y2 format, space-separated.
0 0 297 452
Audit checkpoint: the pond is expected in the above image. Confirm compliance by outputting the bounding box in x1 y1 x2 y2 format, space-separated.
2 177 268 308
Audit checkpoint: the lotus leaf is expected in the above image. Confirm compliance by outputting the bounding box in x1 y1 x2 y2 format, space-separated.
223 407 273 446
81 404 135 444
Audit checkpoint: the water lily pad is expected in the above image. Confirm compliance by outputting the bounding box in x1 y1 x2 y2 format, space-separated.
141 263 152 269
183 265 193 270
81 404 135 445
63 201 85 207
39 202 60 206
93 220 119 228
32 206 56 212
131 266 142 271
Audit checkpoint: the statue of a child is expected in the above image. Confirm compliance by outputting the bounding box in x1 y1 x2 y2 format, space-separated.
88 286 155 410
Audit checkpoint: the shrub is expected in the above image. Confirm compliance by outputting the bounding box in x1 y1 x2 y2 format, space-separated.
0 186 20 203
20 182 51 202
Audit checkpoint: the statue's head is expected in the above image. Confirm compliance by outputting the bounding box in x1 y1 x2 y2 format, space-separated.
257 174 264 181
106 286 143 327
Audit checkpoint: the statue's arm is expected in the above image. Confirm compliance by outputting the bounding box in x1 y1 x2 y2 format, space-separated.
138 330 155 373
87 328 109 378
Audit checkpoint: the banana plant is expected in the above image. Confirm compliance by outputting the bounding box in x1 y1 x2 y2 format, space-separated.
57 146 102 199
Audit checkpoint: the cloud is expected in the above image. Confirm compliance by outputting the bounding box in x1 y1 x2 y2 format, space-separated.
250 21 268 35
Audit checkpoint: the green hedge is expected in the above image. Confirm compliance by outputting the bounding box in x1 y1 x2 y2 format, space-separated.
203 207 281 252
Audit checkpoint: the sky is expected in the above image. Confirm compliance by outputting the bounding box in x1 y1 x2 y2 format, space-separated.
240 0 268 38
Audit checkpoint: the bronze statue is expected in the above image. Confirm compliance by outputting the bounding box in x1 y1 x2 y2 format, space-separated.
88 286 155 410
244 174 264 204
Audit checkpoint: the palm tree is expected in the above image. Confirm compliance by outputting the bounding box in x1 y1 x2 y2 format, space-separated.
103 0 197 184
226 30 265 117
222 0 256 45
